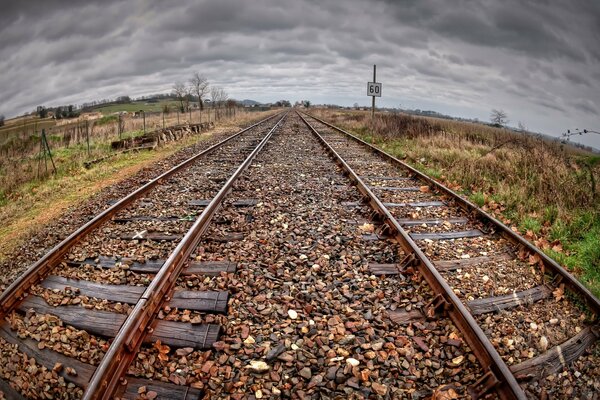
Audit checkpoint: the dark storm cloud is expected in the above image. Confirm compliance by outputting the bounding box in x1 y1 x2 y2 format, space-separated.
0 0 599 147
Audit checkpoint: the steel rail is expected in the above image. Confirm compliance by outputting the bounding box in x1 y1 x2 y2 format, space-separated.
302 112 600 317
0 112 282 320
83 112 288 400
298 111 525 399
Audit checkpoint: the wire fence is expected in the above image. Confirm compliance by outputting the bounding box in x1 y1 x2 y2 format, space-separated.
0 105 260 200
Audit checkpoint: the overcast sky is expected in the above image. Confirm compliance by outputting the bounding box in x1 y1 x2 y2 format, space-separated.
1 0 599 148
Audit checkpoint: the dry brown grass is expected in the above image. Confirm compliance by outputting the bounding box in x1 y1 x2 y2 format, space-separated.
313 109 599 216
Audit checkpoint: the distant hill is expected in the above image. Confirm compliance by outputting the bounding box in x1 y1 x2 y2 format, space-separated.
239 99 261 106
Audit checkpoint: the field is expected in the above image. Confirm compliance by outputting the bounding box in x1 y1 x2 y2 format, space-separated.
312 108 600 296
0 104 238 202
89 99 182 115
0 117 56 143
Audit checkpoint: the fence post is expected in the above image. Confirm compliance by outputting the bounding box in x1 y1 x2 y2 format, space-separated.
86 120 90 155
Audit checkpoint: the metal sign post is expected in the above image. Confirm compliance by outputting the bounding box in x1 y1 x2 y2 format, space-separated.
367 65 382 119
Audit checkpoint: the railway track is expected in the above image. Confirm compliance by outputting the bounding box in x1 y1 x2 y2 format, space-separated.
0 109 598 399
0 112 285 399
299 111 600 399
120 112 494 398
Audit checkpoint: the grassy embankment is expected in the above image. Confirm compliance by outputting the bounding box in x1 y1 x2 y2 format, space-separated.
0 109 277 262
313 109 600 297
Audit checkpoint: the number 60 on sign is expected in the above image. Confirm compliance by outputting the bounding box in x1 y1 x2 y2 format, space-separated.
367 82 382 97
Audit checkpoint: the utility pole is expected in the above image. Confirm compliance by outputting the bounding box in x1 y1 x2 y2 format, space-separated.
372 65 376 119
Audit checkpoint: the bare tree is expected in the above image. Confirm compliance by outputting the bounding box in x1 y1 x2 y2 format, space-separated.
0 114 4 127
211 87 228 120
490 109 508 126
172 82 187 114
184 86 193 121
190 73 209 124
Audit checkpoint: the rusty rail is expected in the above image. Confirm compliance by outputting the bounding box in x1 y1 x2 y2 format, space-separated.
0 112 281 320
298 111 526 400
303 112 600 317
82 112 288 399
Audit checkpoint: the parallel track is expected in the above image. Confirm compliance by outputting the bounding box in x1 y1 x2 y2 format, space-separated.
0 112 284 399
299 111 600 399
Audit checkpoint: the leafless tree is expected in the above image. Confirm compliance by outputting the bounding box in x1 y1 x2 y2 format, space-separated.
184 86 193 121
211 87 228 120
490 109 508 126
172 82 187 113
190 73 209 124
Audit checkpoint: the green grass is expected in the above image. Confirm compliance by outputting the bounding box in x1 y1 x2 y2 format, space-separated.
95 115 118 125
520 216 543 234
471 192 486 207
547 214 600 297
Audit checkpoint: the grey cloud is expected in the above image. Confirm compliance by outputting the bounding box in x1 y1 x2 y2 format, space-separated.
563 71 590 86
0 0 598 149
571 99 597 115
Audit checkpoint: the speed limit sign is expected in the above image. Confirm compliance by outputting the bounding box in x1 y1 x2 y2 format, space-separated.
367 82 382 97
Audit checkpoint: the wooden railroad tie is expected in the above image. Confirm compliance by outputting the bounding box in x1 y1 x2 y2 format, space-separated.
466 285 552 315
67 257 237 276
383 201 445 208
433 253 513 272
17 296 221 349
409 229 483 241
396 217 469 227
118 377 203 399
510 327 599 381
40 275 229 313
368 186 421 192
361 176 414 181
189 198 259 207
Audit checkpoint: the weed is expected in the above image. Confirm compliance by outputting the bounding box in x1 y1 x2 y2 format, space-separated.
520 217 543 234
549 220 570 242
544 206 559 224
471 192 486 207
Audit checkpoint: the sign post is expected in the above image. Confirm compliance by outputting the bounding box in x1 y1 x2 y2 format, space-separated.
367 65 382 119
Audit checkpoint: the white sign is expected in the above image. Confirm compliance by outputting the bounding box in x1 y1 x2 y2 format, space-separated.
367 82 382 97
